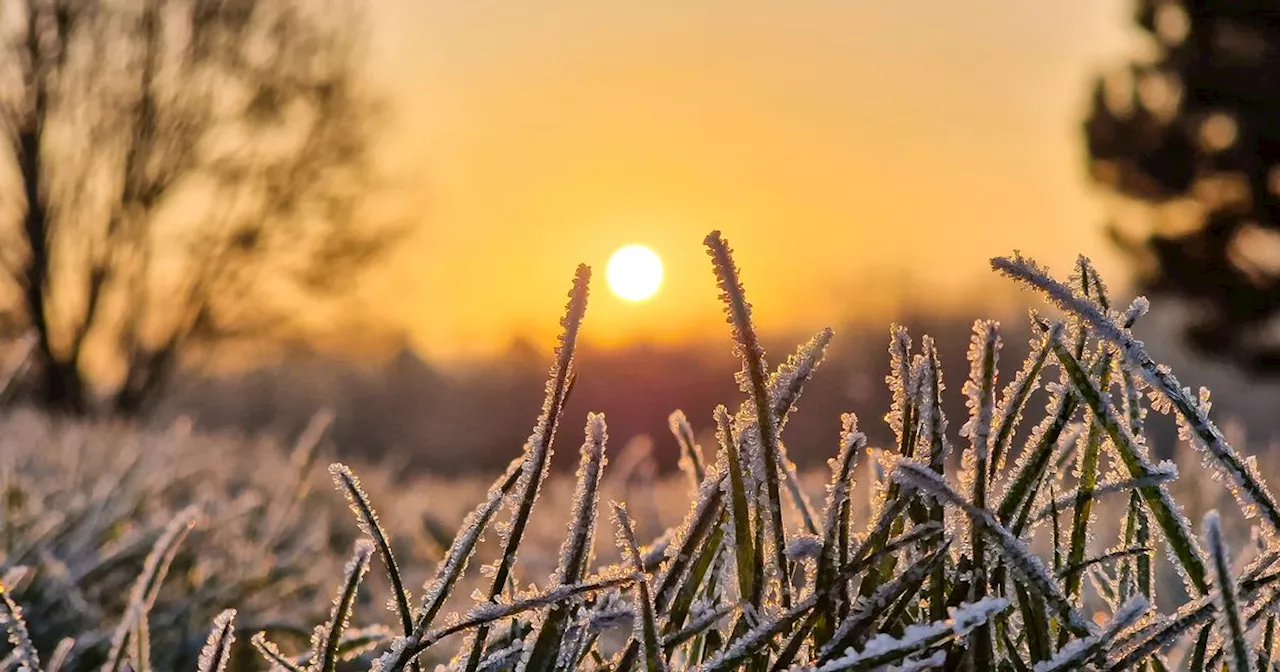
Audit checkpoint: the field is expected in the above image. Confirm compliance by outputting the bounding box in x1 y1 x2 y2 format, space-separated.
2 235 1279 671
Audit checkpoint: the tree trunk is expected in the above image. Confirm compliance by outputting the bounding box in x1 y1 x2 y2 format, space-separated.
18 129 89 416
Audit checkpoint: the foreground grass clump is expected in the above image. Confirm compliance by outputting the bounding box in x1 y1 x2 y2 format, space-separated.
4 231 1280 671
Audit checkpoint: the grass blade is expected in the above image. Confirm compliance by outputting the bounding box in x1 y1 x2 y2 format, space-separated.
892 459 1093 638
813 598 1008 672
421 573 632 648
613 502 666 672
994 253 1280 536
376 458 524 672
818 542 950 662
812 414 865 647
101 506 200 672
329 463 414 640
705 230 791 608
1063 350 1112 602
715 404 758 608
702 596 817 672
989 329 1051 481
1049 334 1210 595
313 540 374 672
196 609 237 672
1034 596 1148 672
960 320 999 670
523 413 610 671
670 410 707 488
464 265 591 672
251 633 307 672
0 579 41 672
1205 510 1252 672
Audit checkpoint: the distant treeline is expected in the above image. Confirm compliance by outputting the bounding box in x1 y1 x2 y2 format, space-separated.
150 307 1280 475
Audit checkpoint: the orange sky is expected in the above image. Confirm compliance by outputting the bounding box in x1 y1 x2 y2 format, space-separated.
356 1 1141 360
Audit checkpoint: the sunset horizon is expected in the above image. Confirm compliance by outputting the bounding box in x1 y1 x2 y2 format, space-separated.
354 0 1143 360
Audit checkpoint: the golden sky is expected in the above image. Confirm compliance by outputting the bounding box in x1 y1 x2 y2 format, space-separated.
358 1 1139 360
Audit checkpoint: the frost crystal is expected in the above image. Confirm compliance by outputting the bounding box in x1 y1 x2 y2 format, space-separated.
785 534 823 562
994 252 1280 537
769 327 834 428
196 609 237 672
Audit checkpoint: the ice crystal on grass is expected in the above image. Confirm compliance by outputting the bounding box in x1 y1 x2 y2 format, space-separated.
995 253 1280 538
669 410 706 489
312 540 374 672
785 535 823 562
770 328 834 429
195 609 236 672
812 599 1007 672
884 326 914 446
0 581 39 672
1032 595 1147 672
1206 510 1253 672
330 463 414 638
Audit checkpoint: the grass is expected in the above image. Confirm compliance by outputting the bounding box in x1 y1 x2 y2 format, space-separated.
2 231 1279 670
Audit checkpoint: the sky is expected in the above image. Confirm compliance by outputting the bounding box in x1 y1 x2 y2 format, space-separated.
357 1 1141 360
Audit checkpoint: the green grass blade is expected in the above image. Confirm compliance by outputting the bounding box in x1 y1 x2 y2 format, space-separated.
613 502 666 672
995 326 1075 531
1029 469 1177 526
715 404 758 608
664 516 726 638
376 459 524 672
961 320 1000 670
329 463 414 639
702 596 817 672
705 230 791 608
892 459 1093 638
1033 596 1148 672
524 413 610 671
819 542 949 662
1064 351 1113 601
770 329 835 537
994 253 1280 537
812 414 865 647
420 573 632 650
989 329 1052 482
1049 335 1210 595
464 265 590 672
1186 622 1212 672
1056 546 1152 583
814 598 1008 671
1205 510 1252 672
916 335 950 623
1013 581 1052 665
313 540 373 672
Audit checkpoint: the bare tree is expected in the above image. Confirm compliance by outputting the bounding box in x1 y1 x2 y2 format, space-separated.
0 0 395 415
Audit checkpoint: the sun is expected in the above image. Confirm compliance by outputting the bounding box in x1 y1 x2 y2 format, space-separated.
606 244 664 302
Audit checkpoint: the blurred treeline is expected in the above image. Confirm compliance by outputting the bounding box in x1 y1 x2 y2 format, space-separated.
109 304 1277 475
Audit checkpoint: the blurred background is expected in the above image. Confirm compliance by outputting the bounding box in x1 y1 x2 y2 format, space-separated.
2 0 1278 473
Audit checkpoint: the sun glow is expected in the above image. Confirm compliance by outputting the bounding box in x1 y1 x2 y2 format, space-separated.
606 244 664 302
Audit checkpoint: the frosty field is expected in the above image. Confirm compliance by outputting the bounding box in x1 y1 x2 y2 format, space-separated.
2 233 1278 671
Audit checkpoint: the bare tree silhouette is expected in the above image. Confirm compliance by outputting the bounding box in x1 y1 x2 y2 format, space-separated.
0 0 396 415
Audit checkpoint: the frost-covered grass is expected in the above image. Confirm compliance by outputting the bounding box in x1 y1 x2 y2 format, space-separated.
3 231 1280 670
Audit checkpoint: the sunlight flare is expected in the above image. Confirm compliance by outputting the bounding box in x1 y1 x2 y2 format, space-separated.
606 244 663 301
